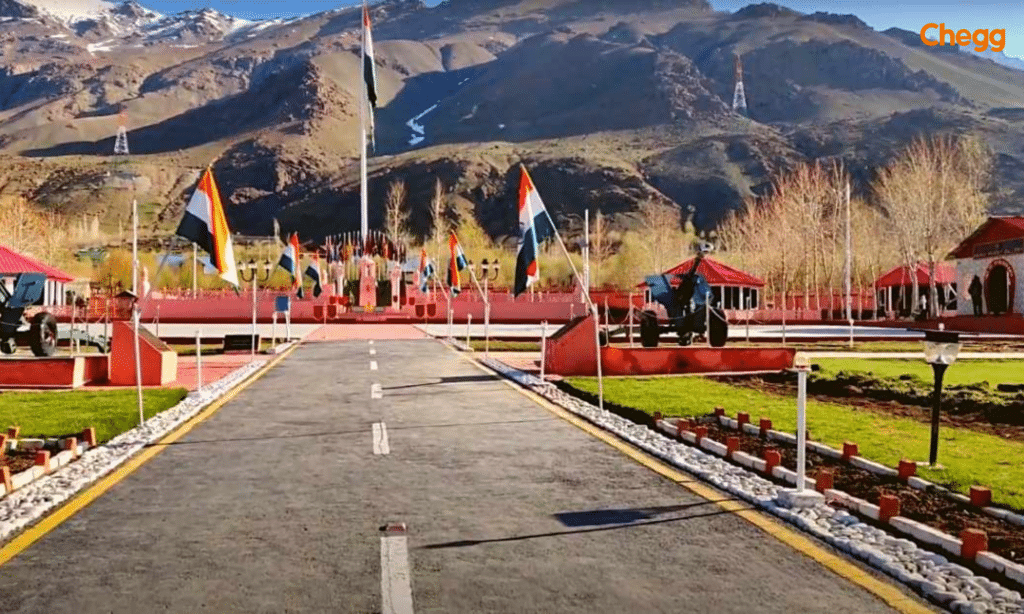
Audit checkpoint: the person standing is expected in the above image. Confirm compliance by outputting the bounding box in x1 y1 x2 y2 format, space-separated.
969 275 984 316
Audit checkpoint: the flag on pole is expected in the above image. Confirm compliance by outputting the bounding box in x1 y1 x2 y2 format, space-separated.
305 253 323 298
362 1 378 147
447 232 468 296
514 165 554 297
419 247 435 293
278 232 304 298
175 167 239 288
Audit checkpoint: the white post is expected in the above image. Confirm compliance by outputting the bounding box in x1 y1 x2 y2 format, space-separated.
359 12 368 243
285 311 291 341
131 198 138 297
540 320 548 380
484 301 490 359
604 297 610 338
195 328 202 395
447 303 453 342
796 365 809 491
251 275 258 362
706 291 712 347
584 209 590 292
844 179 853 346
155 304 160 338
133 305 144 426
466 314 472 348
592 303 604 412
628 294 634 347
192 243 198 298
272 312 278 346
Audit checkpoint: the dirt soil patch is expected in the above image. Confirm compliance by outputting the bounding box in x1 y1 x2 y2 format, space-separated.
0 450 39 474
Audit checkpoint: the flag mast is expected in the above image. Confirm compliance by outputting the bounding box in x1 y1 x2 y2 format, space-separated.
359 0 369 243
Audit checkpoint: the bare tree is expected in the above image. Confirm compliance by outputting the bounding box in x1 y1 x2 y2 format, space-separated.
430 178 446 266
589 210 614 288
636 200 682 273
384 180 410 246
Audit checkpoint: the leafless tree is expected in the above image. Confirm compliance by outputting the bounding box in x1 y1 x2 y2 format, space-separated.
636 200 682 273
384 180 410 246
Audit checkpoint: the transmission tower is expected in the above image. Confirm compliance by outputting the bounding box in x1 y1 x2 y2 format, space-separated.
110 111 130 179
732 53 747 115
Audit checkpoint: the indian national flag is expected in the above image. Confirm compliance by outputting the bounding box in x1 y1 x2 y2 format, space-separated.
447 232 468 296
176 167 239 288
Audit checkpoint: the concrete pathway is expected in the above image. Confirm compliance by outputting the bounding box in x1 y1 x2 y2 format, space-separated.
0 333 931 613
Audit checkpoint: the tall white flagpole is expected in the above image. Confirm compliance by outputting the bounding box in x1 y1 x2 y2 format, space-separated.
844 179 854 348
131 197 144 425
359 1 369 244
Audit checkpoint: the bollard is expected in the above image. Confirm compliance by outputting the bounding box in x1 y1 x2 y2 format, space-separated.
0 466 10 494
0 433 6 457
969 486 992 508
737 412 750 427
961 529 988 560
842 442 859 461
466 314 472 348
815 469 834 492
764 449 781 475
879 494 900 522
693 426 708 444
82 427 97 447
714 407 725 417
676 420 689 437
7 426 19 439
898 459 917 482
34 450 50 473
653 411 663 422
726 436 740 457
540 321 548 381
196 328 203 394
759 418 772 438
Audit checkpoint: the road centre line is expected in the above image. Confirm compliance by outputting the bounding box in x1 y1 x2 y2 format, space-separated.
371 360 378 371
372 422 390 456
380 527 414 614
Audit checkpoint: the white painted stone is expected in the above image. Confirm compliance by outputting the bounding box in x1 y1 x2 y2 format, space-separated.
700 438 728 456
857 501 881 521
741 423 760 436
907 476 931 490
9 469 33 491
849 456 898 476
732 452 757 469
680 431 697 444
981 507 1011 521
772 466 797 484
750 458 767 472
53 450 74 466
778 489 824 508
18 439 44 451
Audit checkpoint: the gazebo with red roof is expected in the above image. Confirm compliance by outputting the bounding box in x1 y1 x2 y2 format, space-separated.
641 257 765 310
0 244 75 307
874 262 957 316
948 216 1024 316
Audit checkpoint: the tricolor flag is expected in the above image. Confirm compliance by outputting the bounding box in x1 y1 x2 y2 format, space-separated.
305 254 323 298
419 247 435 293
175 167 239 288
514 165 554 297
447 232 468 296
278 232 304 298
362 1 378 147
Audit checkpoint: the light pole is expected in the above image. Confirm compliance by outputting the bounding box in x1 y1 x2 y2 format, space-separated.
239 259 273 361
923 329 961 467
480 259 500 358
778 352 823 508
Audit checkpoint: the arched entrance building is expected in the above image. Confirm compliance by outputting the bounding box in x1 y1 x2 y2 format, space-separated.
951 217 1024 316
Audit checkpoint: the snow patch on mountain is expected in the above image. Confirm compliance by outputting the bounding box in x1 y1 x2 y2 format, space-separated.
970 48 1024 72
18 0 117 22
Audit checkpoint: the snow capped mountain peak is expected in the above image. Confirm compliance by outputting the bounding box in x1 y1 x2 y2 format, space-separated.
16 0 118 23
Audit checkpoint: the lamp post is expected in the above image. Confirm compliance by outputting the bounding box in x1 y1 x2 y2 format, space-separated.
479 259 500 358
239 259 273 361
778 352 823 508
923 329 961 467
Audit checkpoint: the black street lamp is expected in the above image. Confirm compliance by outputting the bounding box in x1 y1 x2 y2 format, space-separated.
923 329 961 467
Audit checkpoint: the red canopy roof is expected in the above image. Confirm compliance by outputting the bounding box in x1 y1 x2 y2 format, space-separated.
875 262 955 288
950 217 1024 259
642 257 765 288
0 245 74 282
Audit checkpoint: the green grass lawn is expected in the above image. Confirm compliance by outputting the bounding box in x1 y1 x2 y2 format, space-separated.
468 340 539 352
813 358 1024 387
0 388 188 444
567 375 1024 510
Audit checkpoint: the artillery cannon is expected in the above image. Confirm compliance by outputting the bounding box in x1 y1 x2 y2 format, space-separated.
638 243 728 348
1 273 109 357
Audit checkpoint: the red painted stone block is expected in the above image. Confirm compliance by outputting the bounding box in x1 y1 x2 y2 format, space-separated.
694 426 708 443
970 486 992 508
879 494 900 522
653 411 663 422
726 436 740 456
842 442 859 461
960 529 988 560
0 466 10 494
815 469 834 493
0 434 6 457
63 437 78 456
764 449 781 475
898 459 917 482
34 449 50 472
82 427 97 447
714 407 725 417
759 418 772 438
7 426 19 439
737 412 750 427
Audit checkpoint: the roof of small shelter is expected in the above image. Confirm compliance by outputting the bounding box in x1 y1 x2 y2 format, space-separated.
0 245 74 282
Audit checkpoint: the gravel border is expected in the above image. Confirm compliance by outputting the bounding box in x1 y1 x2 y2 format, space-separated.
479 356 1024 614
0 355 275 543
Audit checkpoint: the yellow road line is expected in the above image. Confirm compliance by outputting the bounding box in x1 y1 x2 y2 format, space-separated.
0 344 300 568
453 348 933 614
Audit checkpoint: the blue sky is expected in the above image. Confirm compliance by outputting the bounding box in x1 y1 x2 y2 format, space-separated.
143 0 1023 57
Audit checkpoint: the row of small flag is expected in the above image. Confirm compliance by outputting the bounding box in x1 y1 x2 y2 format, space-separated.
172 163 553 300
323 231 405 264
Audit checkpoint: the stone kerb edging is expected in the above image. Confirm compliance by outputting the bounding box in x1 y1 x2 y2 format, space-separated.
655 416 1024 592
711 414 1024 530
479 357 1024 613
0 360 264 543
2 435 92 497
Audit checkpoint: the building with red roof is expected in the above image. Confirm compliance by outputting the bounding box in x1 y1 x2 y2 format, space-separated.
641 257 765 310
949 217 1024 316
0 244 75 307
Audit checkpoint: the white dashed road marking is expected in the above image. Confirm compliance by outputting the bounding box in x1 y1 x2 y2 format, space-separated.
380 526 414 614
370 348 377 356
371 383 383 400
371 360 378 371
372 422 390 456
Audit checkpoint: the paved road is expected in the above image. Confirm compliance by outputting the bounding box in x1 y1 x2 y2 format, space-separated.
0 335 928 613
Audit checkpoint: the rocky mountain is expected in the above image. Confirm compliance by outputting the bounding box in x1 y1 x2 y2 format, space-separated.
0 0 1023 245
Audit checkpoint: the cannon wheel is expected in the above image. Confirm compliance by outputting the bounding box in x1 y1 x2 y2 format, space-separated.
29 312 57 357
708 308 728 348
639 310 660 348
0 338 15 355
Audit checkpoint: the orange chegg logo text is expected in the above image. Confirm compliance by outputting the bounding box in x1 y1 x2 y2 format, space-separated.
920 24 1006 52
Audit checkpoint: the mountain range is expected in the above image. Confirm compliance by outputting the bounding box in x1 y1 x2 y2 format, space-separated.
2 0 1024 245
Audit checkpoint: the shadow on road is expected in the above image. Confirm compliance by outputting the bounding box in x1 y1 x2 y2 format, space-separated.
382 374 502 390
419 502 746 550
